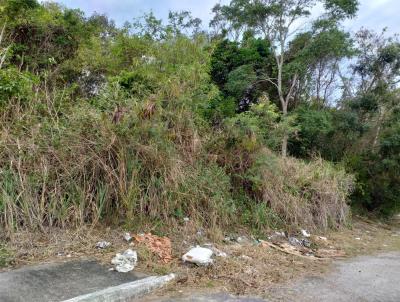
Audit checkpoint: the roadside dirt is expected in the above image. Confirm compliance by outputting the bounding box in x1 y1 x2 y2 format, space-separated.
1 217 399 298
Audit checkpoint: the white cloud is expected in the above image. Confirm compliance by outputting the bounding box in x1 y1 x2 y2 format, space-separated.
345 0 398 34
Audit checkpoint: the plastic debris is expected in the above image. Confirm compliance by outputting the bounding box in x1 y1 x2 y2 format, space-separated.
183 217 190 222
134 233 172 263
236 236 250 244
301 229 311 238
317 236 328 241
223 236 235 243
268 231 286 242
301 239 312 248
111 249 138 273
96 241 111 249
213 248 227 258
203 243 227 258
182 246 214 266
123 232 132 242
240 255 252 260
289 237 302 246
355 237 361 240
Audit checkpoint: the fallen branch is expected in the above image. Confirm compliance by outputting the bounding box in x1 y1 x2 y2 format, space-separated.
260 240 328 261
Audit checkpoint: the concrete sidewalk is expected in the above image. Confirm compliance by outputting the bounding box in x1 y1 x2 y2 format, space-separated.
0 260 146 302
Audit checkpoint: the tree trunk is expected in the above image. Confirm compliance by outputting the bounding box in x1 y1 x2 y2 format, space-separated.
281 133 288 157
373 106 386 150
281 100 288 157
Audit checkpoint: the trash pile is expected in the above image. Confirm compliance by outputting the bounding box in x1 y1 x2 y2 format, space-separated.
133 233 173 263
260 229 346 260
104 232 173 273
100 228 345 274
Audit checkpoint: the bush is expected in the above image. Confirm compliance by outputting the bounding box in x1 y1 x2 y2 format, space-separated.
0 68 36 106
347 109 400 216
208 103 354 231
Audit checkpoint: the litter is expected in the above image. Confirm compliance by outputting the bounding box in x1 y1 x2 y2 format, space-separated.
268 231 286 241
123 232 132 242
240 255 252 260
289 237 302 246
301 239 312 248
213 248 227 258
224 236 231 242
355 237 361 240
96 241 111 249
134 233 172 263
111 249 138 273
224 236 236 243
317 236 328 241
202 243 226 257
183 217 190 222
182 246 214 266
236 236 250 244
301 229 311 238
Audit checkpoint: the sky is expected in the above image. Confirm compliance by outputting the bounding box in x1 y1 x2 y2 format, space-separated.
49 0 398 34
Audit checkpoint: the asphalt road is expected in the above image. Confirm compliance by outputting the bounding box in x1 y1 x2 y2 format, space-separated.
149 252 400 302
266 252 400 302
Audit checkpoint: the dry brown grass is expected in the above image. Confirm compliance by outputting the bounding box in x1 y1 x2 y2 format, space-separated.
259 149 353 231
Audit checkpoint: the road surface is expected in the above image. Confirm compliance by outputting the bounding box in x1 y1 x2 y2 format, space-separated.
147 252 400 302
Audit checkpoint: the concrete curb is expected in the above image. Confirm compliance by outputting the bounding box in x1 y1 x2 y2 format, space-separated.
61 273 176 302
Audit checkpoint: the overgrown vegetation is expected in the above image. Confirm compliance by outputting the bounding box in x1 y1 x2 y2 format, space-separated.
0 0 398 236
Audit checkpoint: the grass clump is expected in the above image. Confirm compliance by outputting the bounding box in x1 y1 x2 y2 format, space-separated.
255 151 354 230
0 244 13 267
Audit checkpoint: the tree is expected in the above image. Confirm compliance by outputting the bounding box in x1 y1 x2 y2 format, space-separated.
167 11 202 37
336 30 400 215
211 0 358 156
344 29 400 150
130 11 203 40
289 22 354 105
210 36 275 113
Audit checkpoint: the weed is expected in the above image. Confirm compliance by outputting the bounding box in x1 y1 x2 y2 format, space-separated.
0 244 13 267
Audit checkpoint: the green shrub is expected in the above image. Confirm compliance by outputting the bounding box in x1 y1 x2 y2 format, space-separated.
0 68 36 105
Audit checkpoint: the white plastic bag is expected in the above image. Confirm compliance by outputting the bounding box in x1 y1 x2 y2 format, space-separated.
182 246 213 266
111 249 138 273
96 241 111 249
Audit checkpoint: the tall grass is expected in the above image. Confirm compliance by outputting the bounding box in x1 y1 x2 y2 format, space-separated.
257 150 354 230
